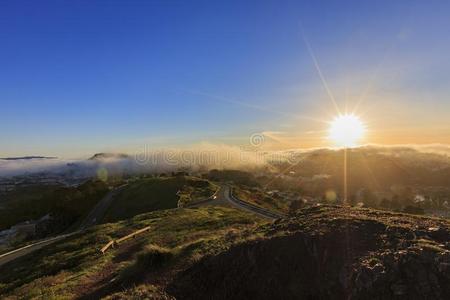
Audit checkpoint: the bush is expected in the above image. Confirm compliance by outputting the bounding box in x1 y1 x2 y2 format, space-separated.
121 244 174 282
137 245 174 269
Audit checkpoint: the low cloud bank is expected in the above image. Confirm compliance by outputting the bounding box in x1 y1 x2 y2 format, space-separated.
0 144 284 177
1 143 449 178
0 158 71 177
359 143 450 156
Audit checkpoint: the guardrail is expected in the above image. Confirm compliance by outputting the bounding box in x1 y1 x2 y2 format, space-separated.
100 226 151 254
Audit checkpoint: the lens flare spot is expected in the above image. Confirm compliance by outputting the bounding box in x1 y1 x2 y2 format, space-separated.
325 190 337 203
97 167 108 182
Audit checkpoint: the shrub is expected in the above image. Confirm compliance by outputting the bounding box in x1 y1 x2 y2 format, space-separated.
136 245 174 269
120 244 174 282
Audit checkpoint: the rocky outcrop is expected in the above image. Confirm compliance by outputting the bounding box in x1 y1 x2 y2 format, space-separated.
168 205 450 299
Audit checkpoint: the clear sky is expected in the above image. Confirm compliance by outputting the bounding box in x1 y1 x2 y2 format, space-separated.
1 0 450 158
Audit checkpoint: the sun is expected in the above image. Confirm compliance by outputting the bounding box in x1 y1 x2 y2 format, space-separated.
328 114 366 148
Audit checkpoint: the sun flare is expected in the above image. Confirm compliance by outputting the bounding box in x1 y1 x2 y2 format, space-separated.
328 114 366 148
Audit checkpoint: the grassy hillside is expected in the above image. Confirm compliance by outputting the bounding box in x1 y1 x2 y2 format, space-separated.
0 185 61 231
0 181 109 233
169 206 450 299
177 177 218 207
102 176 217 223
0 207 262 299
1 205 449 299
0 206 450 299
233 186 288 214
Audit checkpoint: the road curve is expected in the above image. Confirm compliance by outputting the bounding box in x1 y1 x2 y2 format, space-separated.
190 184 285 220
0 184 126 268
0 183 282 267
224 185 285 219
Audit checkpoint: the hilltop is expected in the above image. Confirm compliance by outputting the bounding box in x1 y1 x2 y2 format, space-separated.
89 153 130 161
1 205 449 299
170 206 450 299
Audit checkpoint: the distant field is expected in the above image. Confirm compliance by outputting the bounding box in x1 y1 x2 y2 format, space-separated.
103 176 215 223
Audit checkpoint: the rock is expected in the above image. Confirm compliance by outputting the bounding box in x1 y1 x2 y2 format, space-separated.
167 205 450 300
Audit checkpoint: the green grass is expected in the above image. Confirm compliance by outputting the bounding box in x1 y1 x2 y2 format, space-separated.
102 176 218 222
102 177 185 223
119 244 175 282
0 181 109 232
177 178 218 207
234 186 288 214
0 185 61 231
103 284 172 300
0 206 262 299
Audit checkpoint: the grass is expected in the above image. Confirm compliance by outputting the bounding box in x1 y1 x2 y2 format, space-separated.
103 284 173 300
177 178 218 207
102 177 185 223
102 176 218 222
0 206 262 299
3 204 448 299
0 181 109 233
119 244 175 282
415 238 445 252
0 185 61 231
233 185 288 213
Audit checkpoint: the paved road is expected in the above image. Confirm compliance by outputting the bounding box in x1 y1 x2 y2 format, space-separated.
189 184 285 220
0 232 79 267
223 185 285 219
0 183 282 267
0 184 126 268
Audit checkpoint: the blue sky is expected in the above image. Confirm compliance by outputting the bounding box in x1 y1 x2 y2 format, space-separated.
1 0 450 158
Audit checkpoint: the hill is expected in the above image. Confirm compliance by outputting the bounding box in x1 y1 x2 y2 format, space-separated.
1 205 449 299
102 176 217 223
269 147 450 192
89 153 130 161
0 207 261 298
170 206 450 299
0 181 109 233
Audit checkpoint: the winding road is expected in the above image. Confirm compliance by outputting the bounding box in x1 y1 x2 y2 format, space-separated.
0 183 283 267
188 184 285 220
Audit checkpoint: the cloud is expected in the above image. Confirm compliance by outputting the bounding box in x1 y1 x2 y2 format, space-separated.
0 158 70 177
360 143 450 156
1 143 449 178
